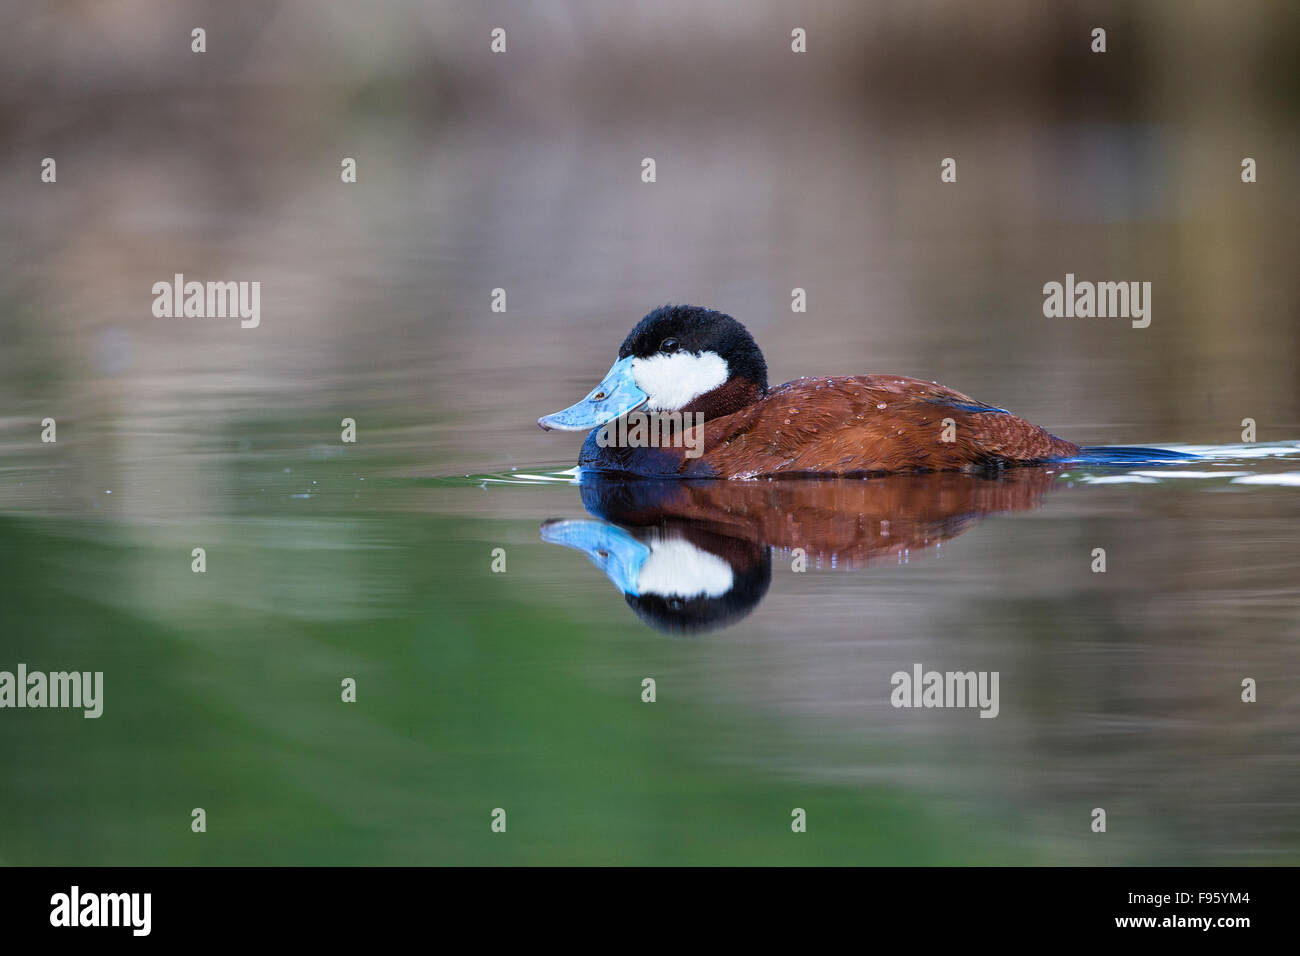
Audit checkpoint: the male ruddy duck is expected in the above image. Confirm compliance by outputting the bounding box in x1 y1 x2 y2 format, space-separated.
538 304 1179 478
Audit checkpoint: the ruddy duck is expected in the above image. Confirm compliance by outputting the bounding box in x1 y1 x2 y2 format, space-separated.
538 305 1186 478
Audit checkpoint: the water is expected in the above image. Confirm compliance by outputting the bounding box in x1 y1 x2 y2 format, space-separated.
2 433 1297 864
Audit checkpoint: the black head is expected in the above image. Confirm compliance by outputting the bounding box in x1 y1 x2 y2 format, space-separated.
618 305 768 395
537 304 768 433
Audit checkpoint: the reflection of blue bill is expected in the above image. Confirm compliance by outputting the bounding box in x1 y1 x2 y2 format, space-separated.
540 519 649 596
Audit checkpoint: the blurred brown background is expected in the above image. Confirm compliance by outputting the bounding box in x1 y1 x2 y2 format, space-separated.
1 0 1297 483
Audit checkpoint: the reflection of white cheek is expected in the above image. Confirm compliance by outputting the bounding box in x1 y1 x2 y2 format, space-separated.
637 539 734 599
632 351 728 411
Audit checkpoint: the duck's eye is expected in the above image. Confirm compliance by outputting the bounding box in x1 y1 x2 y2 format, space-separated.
660 338 679 353
592 390 607 401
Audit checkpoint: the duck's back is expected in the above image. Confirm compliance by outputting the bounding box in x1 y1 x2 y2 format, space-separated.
689 375 1079 477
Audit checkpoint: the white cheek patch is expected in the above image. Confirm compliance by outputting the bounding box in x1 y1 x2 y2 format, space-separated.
630 351 728 412
636 538 734 599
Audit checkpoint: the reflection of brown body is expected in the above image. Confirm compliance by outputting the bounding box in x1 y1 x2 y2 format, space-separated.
549 469 1061 633
600 469 1059 570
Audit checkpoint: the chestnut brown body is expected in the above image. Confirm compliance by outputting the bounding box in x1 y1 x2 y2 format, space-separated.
582 374 1078 478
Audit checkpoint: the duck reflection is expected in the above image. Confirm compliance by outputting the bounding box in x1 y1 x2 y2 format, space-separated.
541 468 1062 635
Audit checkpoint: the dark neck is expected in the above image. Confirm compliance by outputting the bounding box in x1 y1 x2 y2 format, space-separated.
680 378 765 422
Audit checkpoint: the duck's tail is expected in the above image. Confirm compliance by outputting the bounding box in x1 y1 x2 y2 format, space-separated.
1070 445 1197 464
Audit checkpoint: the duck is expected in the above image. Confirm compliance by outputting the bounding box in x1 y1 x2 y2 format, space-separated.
538 304 1188 478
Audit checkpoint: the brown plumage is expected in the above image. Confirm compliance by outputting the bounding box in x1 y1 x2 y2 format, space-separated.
685 375 1079 478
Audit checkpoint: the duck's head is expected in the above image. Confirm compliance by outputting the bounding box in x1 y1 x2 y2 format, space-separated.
537 305 768 432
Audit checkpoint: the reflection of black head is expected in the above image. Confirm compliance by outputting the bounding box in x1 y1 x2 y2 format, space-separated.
573 476 772 635
624 544 771 636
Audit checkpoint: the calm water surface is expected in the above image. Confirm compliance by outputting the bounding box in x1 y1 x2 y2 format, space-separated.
2 430 1297 864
